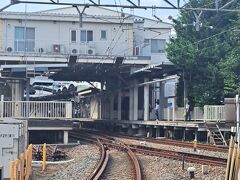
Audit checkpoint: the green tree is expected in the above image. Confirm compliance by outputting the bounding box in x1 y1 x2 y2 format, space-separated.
167 0 239 107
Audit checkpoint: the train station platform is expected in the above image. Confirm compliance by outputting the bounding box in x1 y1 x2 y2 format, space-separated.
74 118 232 131
28 119 73 131
17 118 74 144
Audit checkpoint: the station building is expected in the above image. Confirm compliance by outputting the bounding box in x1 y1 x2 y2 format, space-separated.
0 6 234 147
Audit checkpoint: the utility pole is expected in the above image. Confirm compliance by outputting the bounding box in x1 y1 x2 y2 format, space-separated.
193 11 203 31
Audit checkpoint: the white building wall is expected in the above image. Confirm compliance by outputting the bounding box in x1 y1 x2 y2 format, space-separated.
2 17 133 56
133 18 172 64
0 7 172 62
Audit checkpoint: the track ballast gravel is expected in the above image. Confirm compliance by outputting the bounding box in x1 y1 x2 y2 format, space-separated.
33 144 100 180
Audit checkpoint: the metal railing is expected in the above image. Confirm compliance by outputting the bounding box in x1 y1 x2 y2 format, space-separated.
0 100 225 121
1 38 154 60
3 38 133 56
0 101 72 119
204 105 225 121
163 105 225 122
170 107 204 121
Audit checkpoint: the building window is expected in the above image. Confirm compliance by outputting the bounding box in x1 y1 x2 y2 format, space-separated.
100 30 107 40
80 30 93 42
144 39 150 45
151 39 166 53
134 46 140 56
71 30 77 43
14 27 35 52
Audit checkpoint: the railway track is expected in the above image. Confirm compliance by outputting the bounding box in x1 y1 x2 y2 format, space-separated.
78 128 228 153
99 149 138 180
87 140 109 180
119 134 228 153
69 131 142 180
70 130 227 167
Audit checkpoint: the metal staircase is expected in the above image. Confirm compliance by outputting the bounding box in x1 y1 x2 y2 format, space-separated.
206 123 227 146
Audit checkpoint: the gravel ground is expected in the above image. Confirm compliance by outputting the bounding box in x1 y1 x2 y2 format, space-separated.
32 144 100 180
116 138 228 159
100 149 135 180
138 154 225 180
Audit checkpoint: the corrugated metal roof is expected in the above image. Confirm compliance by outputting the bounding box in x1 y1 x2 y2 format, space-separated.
131 61 174 74
12 5 173 27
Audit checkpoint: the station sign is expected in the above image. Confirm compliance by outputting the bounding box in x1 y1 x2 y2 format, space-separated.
164 81 176 98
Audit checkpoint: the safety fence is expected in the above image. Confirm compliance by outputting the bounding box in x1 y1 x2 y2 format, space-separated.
0 100 225 121
9 144 32 180
204 105 225 121
0 101 72 119
164 105 225 122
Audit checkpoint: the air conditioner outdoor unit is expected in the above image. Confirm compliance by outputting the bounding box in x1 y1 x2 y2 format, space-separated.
87 48 95 55
7 47 12 52
71 49 78 54
38 48 44 53
53 44 61 53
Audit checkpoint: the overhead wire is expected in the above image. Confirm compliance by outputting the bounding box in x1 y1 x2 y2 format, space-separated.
115 22 240 58
102 0 125 55
169 24 239 54
115 30 171 56
103 17 171 58
84 1 239 63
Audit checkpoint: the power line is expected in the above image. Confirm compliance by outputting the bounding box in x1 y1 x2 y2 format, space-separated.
3 1 240 13
168 25 239 54
114 23 240 58
115 31 170 56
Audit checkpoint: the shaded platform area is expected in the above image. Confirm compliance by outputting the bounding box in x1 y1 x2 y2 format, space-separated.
75 118 232 130
75 118 232 144
28 119 73 130
26 119 74 144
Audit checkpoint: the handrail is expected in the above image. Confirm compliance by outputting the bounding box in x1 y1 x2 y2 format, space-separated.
0 101 72 119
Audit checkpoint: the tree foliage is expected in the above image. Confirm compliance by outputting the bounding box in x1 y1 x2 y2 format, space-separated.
166 0 240 107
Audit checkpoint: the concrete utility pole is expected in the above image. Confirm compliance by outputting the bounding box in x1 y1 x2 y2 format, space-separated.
73 5 89 28
193 11 203 31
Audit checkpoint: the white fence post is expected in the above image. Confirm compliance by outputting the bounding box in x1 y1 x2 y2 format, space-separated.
203 105 225 122
236 95 239 145
0 101 72 119
0 95 4 119
66 102 72 118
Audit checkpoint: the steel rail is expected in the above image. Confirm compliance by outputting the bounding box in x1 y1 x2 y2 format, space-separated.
129 145 227 167
126 147 142 180
77 129 228 153
70 131 142 179
87 139 109 180
69 132 109 180
117 134 228 153
70 130 227 167
97 138 227 167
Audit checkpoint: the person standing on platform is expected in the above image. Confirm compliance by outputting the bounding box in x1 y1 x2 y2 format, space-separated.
185 99 191 121
155 99 160 120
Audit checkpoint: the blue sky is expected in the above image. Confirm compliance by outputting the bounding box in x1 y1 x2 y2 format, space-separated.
0 0 180 22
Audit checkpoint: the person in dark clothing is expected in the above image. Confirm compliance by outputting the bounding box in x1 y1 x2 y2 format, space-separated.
185 100 191 121
185 98 194 121
155 99 160 120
